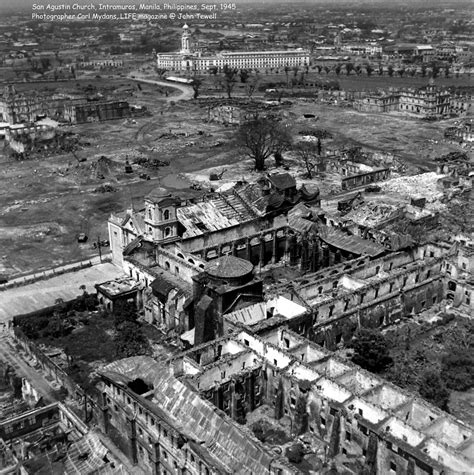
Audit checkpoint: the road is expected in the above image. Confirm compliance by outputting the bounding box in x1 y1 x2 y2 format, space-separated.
128 71 194 102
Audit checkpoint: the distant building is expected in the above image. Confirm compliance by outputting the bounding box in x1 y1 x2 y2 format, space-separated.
0 85 134 125
355 81 472 117
63 100 131 124
156 24 310 73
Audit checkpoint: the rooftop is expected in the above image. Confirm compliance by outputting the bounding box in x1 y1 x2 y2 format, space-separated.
205 255 253 280
96 277 138 298
320 227 386 257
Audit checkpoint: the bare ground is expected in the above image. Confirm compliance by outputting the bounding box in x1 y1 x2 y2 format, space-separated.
0 78 468 275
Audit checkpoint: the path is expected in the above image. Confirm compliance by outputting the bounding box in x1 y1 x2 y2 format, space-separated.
128 71 194 102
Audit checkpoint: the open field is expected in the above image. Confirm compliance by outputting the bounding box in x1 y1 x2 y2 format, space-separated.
0 75 468 276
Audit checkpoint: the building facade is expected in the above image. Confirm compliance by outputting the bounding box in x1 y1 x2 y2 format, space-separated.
355 82 473 117
156 25 310 73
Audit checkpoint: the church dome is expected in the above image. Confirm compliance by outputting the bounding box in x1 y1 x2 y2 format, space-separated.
205 256 253 281
146 187 169 200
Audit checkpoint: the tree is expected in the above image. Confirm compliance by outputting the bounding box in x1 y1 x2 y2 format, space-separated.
113 301 138 326
346 146 364 162
237 116 292 171
441 347 474 391
286 442 304 464
294 141 321 179
274 377 284 420
239 69 249 83
245 73 260 99
40 57 51 72
222 64 238 99
114 321 150 358
419 369 450 410
284 65 290 86
350 328 393 373
294 394 308 435
191 77 202 99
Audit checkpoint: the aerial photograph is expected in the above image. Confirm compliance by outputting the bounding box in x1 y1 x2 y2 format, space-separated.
0 0 472 473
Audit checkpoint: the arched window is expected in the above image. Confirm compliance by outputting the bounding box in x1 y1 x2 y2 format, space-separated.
165 227 171 237
164 209 170 220
148 208 152 220
165 261 170 270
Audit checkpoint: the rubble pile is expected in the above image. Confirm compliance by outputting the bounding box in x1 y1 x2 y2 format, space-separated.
435 151 469 163
132 157 170 169
90 155 122 179
381 173 445 202
346 202 399 227
94 183 117 193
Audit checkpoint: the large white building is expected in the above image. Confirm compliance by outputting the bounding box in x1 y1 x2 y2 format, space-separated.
156 24 310 73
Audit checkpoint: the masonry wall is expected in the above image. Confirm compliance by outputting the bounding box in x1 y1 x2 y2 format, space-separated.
100 378 225 475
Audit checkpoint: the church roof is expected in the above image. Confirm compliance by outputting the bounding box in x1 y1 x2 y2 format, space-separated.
146 187 179 205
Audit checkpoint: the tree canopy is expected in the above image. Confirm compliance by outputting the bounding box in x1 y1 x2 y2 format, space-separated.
294 141 322 179
237 116 292 171
350 328 393 373
419 369 450 410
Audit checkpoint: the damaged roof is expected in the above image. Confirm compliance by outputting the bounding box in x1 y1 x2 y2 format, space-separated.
177 200 242 237
268 173 296 190
321 227 386 257
101 357 278 474
150 270 192 302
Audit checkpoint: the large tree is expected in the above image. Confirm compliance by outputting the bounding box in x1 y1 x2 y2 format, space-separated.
294 141 321 179
350 328 393 373
222 64 238 99
237 116 292 171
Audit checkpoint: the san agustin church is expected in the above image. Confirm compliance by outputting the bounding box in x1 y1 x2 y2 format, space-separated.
98 167 474 474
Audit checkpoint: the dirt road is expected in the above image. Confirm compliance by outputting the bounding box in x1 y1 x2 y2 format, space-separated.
128 71 194 102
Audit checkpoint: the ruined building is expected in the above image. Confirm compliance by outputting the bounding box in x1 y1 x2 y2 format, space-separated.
0 84 133 126
0 401 123 474
98 357 295 474
100 173 474 474
96 322 474 474
355 81 473 117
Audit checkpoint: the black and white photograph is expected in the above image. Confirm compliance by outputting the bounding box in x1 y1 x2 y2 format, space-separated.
0 0 472 473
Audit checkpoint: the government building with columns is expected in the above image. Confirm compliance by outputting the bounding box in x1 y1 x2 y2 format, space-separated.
156 24 310 73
